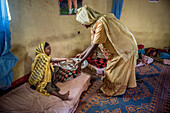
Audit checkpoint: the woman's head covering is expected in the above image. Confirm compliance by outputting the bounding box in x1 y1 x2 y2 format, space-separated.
35 42 49 55
76 5 102 25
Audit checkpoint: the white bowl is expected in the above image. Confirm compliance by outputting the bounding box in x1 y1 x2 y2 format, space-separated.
58 58 88 70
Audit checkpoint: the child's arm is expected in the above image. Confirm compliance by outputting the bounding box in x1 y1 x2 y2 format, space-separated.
51 58 73 63
50 58 67 63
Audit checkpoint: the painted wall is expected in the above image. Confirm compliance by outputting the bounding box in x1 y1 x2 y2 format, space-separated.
8 0 108 81
120 0 170 48
8 0 170 81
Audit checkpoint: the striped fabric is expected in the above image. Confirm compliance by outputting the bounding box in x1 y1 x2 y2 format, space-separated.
28 42 54 96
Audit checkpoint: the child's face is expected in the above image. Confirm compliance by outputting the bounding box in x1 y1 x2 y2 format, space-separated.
44 45 51 56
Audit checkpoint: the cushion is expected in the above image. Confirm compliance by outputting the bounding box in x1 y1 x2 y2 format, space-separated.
159 52 170 59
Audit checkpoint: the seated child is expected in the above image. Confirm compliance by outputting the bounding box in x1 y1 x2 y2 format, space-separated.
28 42 72 100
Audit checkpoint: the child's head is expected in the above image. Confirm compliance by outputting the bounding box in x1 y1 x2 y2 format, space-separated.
44 42 51 56
35 42 51 56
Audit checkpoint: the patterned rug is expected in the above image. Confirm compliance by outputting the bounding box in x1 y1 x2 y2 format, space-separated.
75 62 170 113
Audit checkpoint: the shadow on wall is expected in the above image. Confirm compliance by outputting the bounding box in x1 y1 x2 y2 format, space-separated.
28 34 76 47
67 44 90 58
11 44 33 81
67 48 83 58
36 34 89 58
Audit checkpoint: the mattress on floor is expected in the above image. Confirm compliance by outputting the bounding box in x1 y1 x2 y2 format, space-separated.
0 72 91 113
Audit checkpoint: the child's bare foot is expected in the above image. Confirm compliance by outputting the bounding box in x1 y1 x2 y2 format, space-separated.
61 91 70 101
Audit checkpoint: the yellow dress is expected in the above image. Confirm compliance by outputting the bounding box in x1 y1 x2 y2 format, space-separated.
91 22 137 96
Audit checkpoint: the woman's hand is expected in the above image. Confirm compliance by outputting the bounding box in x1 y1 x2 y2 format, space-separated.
75 53 83 58
74 60 83 73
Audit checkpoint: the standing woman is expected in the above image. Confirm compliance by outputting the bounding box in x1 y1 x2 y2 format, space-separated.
75 5 138 96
